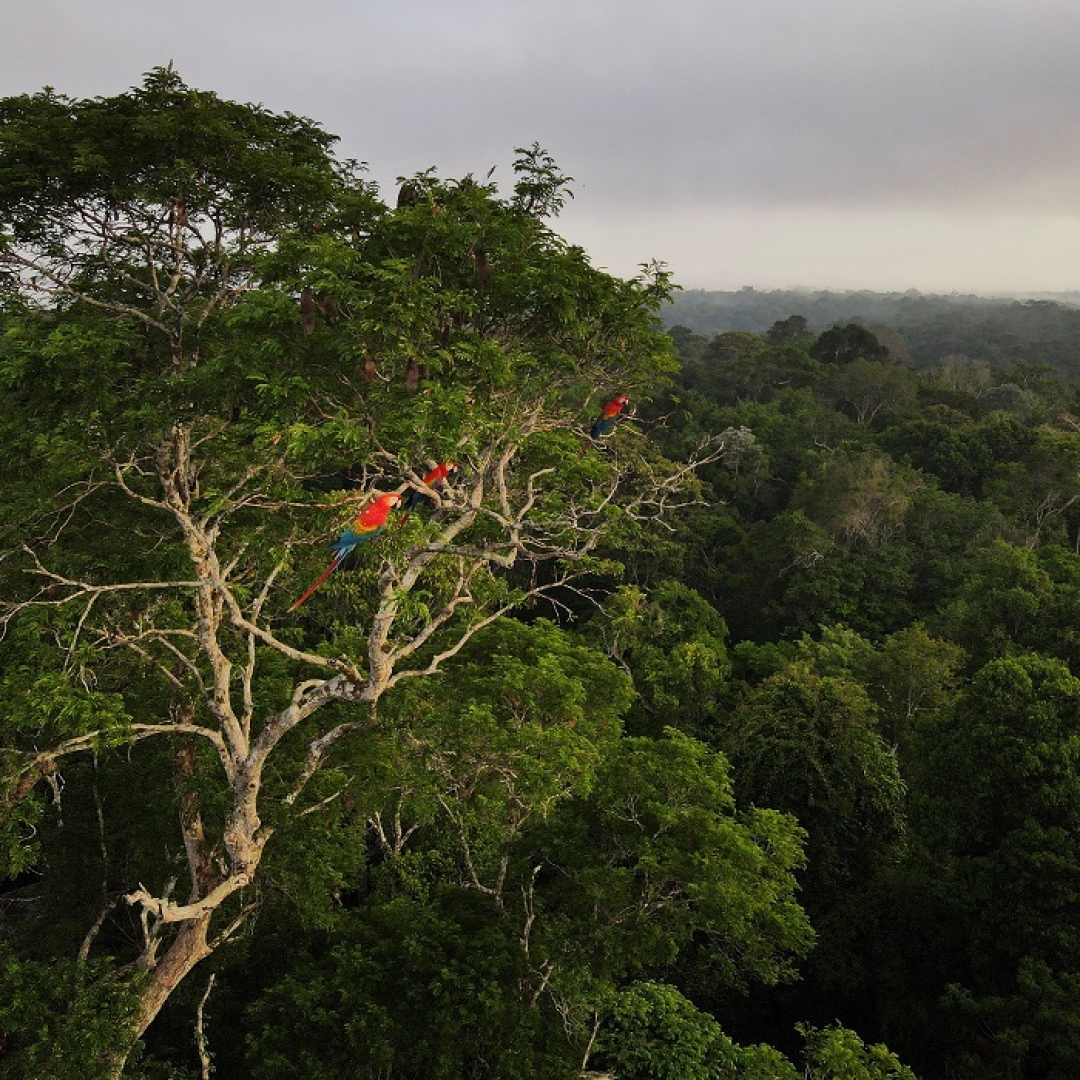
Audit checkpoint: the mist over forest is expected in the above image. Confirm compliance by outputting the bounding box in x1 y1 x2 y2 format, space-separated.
664 288 1080 375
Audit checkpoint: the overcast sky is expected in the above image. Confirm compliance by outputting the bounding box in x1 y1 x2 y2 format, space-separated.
4 0 1080 295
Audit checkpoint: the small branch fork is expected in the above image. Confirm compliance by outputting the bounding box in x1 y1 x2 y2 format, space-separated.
2 195 270 365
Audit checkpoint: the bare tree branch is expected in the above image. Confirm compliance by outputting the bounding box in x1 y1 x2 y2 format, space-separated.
195 972 215 1080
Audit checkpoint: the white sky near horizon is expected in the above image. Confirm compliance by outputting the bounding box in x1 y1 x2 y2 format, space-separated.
3 0 1080 296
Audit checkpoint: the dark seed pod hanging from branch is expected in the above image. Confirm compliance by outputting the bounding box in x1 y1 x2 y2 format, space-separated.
470 245 490 281
363 355 378 382
405 358 419 395
397 180 420 208
299 286 316 335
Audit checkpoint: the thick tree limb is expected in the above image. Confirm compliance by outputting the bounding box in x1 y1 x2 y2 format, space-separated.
125 872 253 925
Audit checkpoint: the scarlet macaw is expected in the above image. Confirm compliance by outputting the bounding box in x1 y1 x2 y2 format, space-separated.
590 394 630 440
399 462 458 524
290 491 402 610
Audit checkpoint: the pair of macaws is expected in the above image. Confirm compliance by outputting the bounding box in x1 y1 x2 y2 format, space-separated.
290 393 630 610
290 462 457 609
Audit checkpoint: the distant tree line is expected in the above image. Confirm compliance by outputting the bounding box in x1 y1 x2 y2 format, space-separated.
664 288 1080 377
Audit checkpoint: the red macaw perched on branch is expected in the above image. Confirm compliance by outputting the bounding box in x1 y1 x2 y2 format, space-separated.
590 394 630 440
290 491 402 610
399 461 458 525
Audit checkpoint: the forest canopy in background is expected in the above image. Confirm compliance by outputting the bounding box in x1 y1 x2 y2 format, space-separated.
664 287 1080 376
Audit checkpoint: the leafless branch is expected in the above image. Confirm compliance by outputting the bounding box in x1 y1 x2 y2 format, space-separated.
370 796 422 857
5 721 231 812
76 896 122 972
296 789 345 818
126 871 253 925
207 897 260 950
195 972 215 1080
282 714 375 807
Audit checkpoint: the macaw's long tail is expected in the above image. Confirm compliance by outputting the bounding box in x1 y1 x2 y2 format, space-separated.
395 503 425 530
289 551 347 611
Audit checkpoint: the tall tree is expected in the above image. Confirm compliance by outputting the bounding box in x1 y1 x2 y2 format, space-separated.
0 64 350 372
811 324 890 367
0 71 728 1073
828 357 917 426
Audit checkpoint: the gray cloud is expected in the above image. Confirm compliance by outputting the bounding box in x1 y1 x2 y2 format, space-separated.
3 0 1080 291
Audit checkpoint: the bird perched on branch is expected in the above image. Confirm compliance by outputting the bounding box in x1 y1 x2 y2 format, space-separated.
590 394 630 441
399 462 458 525
290 492 402 610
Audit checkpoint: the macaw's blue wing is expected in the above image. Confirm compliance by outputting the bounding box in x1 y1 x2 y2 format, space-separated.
330 522 384 552
403 488 431 512
591 415 619 440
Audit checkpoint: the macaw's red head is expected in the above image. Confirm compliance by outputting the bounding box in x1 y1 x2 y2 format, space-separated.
421 462 459 486
603 394 630 417
358 491 402 527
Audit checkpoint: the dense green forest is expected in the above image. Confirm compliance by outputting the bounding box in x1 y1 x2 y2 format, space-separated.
4 70 1080 1079
665 287 1080 377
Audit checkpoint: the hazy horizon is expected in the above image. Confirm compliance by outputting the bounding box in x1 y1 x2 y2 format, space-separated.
670 284 1080 302
4 1 1079 297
